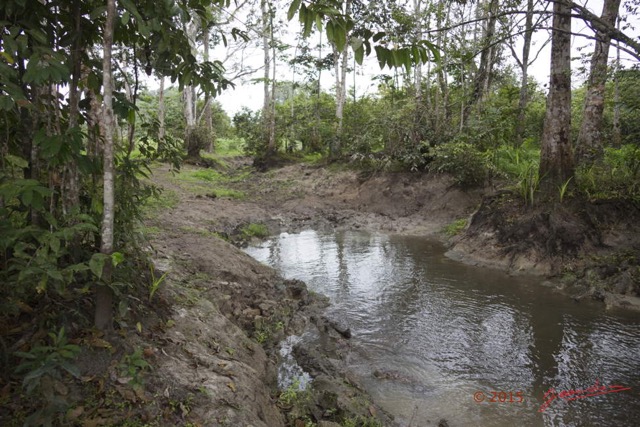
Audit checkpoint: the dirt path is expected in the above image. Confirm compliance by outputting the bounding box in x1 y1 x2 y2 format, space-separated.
150 159 482 238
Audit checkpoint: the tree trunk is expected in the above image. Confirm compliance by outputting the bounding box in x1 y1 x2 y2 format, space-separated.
269 5 277 154
470 0 498 109
612 17 621 147
261 0 276 154
331 0 350 160
202 27 214 152
539 0 573 193
158 77 165 141
514 0 534 146
96 0 116 331
63 2 82 216
575 0 621 164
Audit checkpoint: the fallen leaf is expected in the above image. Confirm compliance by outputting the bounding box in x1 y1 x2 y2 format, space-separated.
87 337 112 349
226 382 236 393
369 405 377 417
53 379 69 396
67 406 84 420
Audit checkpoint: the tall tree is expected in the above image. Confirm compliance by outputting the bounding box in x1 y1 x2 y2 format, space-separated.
575 0 622 164
331 0 352 158
261 0 277 154
539 0 573 192
96 0 116 331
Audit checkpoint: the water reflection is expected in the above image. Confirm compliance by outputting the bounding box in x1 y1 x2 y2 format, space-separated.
245 230 640 427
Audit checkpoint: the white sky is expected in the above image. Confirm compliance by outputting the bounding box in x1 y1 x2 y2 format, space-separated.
197 0 639 117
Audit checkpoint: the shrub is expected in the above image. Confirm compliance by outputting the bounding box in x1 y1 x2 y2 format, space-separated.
429 141 490 187
575 144 640 200
185 126 214 158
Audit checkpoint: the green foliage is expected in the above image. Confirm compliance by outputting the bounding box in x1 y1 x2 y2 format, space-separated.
240 223 269 239
516 163 540 206
429 142 490 187
15 327 81 394
233 108 265 155
215 138 245 157
575 144 640 200
443 218 468 237
341 416 383 427
186 126 215 158
118 348 150 387
14 327 80 426
492 140 540 179
277 379 310 408
148 265 168 302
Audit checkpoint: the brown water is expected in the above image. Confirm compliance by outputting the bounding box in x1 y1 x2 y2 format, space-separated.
245 230 640 427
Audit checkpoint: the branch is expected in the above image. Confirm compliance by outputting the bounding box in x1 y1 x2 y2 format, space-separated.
561 1 640 57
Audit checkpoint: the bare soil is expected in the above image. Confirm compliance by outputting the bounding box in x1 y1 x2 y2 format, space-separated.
141 158 639 426
6 158 636 427
130 159 485 427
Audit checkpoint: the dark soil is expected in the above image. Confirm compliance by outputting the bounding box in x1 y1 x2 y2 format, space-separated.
448 191 640 309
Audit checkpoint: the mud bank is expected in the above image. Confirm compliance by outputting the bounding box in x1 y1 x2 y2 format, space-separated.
143 159 640 425
145 161 408 426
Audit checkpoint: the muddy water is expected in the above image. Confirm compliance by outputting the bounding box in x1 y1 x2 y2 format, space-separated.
245 230 640 427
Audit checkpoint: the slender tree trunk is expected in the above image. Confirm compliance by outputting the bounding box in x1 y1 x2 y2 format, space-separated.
515 0 534 146
63 2 82 216
470 0 498 110
202 27 214 152
575 0 621 164
158 77 165 141
261 0 276 154
539 0 573 193
331 0 351 159
96 0 116 331
612 17 622 148
269 5 277 153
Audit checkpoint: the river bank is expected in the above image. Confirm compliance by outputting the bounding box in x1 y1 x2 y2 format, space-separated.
136 157 639 425
9 157 630 426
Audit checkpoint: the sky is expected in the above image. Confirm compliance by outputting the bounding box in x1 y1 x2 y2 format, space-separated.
195 0 639 117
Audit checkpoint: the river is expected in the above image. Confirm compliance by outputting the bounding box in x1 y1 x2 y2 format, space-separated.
245 230 640 427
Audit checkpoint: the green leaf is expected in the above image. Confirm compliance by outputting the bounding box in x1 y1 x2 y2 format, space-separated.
49 236 60 254
373 32 386 43
111 252 125 267
374 46 386 69
46 269 64 282
5 154 28 169
287 0 301 21
89 253 108 280
121 11 130 26
90 5 107 20
354 44 364 65
326 20 335 43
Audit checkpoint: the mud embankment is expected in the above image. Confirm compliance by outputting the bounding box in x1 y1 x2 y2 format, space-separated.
145 160 640 425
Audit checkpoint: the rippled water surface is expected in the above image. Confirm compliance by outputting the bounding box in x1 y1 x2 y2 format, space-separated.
245 230 640 427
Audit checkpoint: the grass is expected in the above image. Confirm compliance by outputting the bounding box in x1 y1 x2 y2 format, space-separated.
170 167 247 199
214 138 245 157
179 226 220 238
443 218 468 237
240 223 269 239
142 188 179 218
